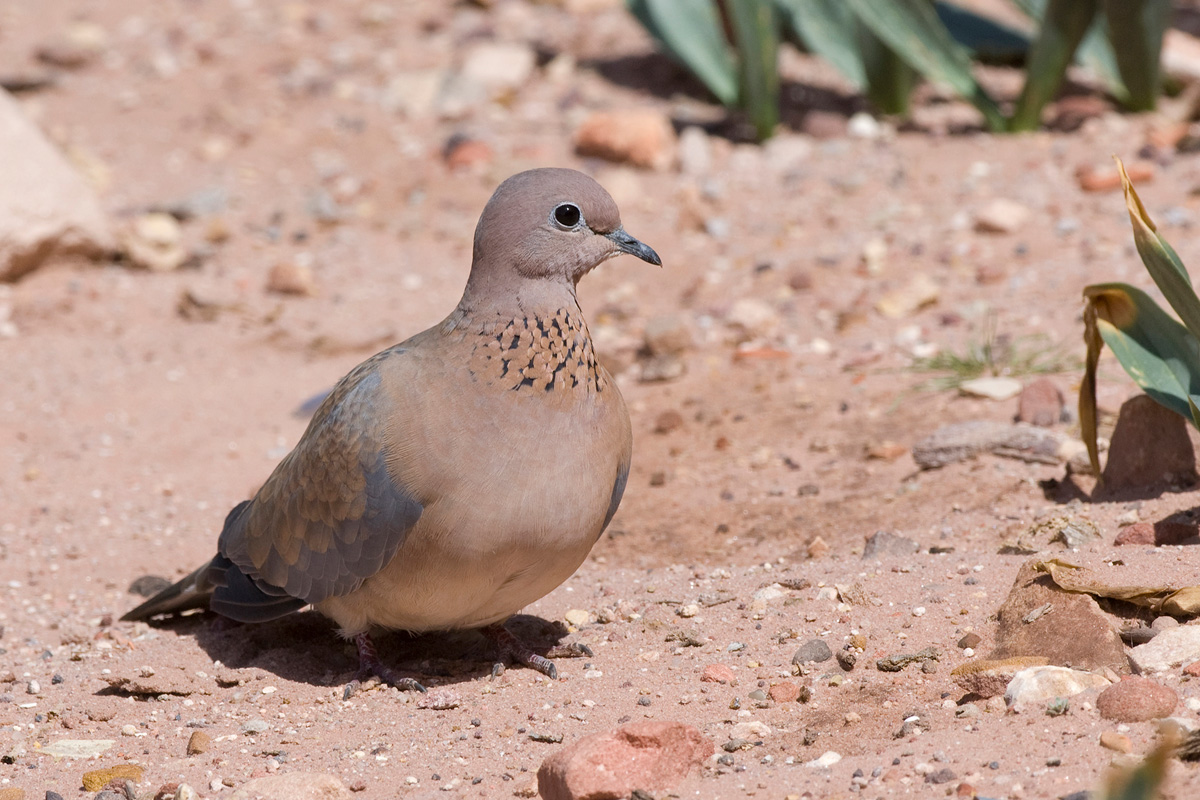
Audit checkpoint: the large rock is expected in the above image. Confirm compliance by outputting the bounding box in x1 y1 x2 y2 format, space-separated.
1102 394 1197 491
538 721 712 800
1004 665 1111 713
1129 624 1200 673
988 560 1128 673
1096 677 1178 722
0 88 113 281
228 773 351 800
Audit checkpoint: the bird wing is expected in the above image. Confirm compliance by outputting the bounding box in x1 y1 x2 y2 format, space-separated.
214 347 424 619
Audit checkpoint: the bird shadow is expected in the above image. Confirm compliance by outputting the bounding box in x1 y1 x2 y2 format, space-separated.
140 611 579 690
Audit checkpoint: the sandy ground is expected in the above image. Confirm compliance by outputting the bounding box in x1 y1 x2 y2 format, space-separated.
2 1 1200 798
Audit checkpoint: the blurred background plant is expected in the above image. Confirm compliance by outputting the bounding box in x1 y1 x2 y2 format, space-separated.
627 0 1172 140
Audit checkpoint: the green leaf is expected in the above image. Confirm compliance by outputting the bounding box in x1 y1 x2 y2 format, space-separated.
1009 0 1100 131
626 0 739 105
935 1 1030 65
1102 0 1170 112
1084 282 1200 426
777 0 866 87
1012 0 1129 105
857 22 916 116
844 0 1006 131
1117 158 1200 343
728 0 781 141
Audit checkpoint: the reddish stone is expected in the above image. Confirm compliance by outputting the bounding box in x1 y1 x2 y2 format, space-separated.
1115 520 1200 546
1182 660 1200 677
989 560 1128 673
767 681 801 703
574 110 677 170
1115 522 1156 546
443 138 492 171
700 664 736 684
537 721 713 800
1096 676 1178 722
1102 394 1197 492
1016 378 1064 427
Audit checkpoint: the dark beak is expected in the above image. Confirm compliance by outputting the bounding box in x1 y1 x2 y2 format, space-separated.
606 227 662 267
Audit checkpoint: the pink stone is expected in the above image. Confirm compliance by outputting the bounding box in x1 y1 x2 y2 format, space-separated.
537 721 713 800
700 663 736 684
1096 676 1178 722
1115 522 1155 546
767 681 801 703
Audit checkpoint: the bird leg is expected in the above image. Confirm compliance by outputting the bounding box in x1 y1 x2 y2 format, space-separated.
481 622 593 680
343 631 426 699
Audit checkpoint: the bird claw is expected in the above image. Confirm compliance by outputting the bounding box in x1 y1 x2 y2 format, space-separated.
482 623 564 680
348 632 425 698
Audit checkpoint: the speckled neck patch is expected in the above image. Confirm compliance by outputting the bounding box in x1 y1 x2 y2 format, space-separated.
467 306 606 396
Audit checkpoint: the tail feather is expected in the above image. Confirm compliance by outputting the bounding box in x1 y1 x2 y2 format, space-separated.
120 561 216 622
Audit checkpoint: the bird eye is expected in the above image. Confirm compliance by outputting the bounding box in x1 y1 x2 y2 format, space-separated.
552 203 582 229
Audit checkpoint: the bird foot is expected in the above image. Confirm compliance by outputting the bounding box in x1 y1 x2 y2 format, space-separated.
482 623 591 680
344 632 426 699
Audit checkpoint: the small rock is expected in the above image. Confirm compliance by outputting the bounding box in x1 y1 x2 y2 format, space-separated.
1114 522 1156 546
1017 378 1065 427
564 609 591 627
805 751 842 768
537 721 713 800
186 730 210 756
876 274 938 318
82 765 144 792
1129 625 1200 673
862 531 919 559
847 112 881 139
643 314 693 356
960 376 1023 401
958 633 982 649
266 261 318 296
1099 730 1133 753
25 680 39 695
1184 661 1200 677
768 682 801 703
677 127 711 176
653 410 684 435
726 297 780 339
1004 666 1111 713
1102 395 1197 491
0 790 25 800
36 21 109 69
792 639 833 667
381 68 446 118
762 134 812 173
925 767 958 785
240 719 269 735
974 199 1031 234
638 353 685 383
700 664 736 684
442 137 493 171
876 647 939 673
806 536 829 559
731 720 771 740
1077 161 1155 192
122 212 186 272
574 110 677 171
228 773 352 800
459 42 536 94
1097 677 1178 722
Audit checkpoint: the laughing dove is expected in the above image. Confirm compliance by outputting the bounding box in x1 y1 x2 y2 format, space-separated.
123 168 661 690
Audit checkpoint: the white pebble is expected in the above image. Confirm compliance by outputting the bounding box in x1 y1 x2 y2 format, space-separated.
912 606 926 617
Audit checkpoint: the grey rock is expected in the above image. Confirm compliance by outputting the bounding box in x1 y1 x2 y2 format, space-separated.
912 421 1068 469
862 531 919 560
792 639 832 666
1129 624 1200 673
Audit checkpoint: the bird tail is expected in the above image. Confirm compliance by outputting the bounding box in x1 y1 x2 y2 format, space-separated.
120 560 216 622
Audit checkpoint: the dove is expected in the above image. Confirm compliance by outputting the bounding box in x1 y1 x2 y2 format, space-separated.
123 168 661 693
